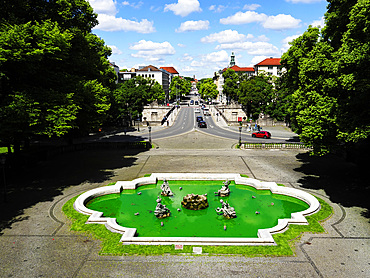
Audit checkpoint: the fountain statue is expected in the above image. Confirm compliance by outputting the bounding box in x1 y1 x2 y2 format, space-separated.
181 193 209 210
215 179 231 197
160 179 173 196
154 197 171 218
215 199 237 219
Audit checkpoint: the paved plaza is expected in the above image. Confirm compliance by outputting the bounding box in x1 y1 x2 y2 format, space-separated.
0 129 369 277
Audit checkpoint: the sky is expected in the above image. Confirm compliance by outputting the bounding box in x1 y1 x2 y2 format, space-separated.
88 0 327 79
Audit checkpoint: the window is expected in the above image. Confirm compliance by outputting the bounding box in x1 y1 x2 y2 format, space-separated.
268 66 273 70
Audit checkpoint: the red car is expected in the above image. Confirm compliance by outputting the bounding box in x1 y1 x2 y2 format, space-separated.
252 131 271 139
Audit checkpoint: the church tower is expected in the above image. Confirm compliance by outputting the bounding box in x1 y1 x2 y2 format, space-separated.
229 52 235 67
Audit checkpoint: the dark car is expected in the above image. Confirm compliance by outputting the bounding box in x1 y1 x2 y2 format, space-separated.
190 100 194 105
196 116 203 122
198 121 207 128
252 131 271 139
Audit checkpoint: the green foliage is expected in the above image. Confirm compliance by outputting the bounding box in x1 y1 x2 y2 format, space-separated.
281 0 370 155
169 76 191 101
237 73 274 120
63 193 332 256
222 69 239 102
0 0 116 149
198 78 218 100
110 76 164 126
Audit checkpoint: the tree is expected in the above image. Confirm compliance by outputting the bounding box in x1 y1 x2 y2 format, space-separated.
222 69 239 103
198 78 218 100
237 74 274 120
110 76 164 126
0 0 116 151
169 76 191 101
280 0 370 155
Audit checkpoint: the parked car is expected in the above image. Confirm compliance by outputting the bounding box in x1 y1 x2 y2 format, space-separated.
198 121 207 128
190 100 194 105
252 131 271 139
195 100 199 105
196 116 203 122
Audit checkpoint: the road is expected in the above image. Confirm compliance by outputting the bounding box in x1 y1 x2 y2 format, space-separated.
149 105 299 143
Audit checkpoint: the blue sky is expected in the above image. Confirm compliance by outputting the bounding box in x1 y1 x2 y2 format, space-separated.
88 0 327 79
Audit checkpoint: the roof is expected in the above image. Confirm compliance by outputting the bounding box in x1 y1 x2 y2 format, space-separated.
160 67 179 74
223 65 255 72
137 65 161 72
254 58 281 66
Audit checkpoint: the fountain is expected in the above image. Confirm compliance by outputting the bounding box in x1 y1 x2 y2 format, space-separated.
74 173 321 245
154 197 171 218
215 199 236 219
160 179 173 196
215 179 231 197
181 193 209 210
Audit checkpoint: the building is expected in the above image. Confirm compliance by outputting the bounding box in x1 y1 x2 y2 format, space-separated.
137 65 170 102
118 68 137 83
222 65 255 77
160 67 179 77
254 57 283 77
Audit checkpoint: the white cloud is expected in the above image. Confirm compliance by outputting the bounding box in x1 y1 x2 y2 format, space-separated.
220 11 301 31
130 40 175 62
180 53 194 62
191 50 229 68
263 14 301 30
88 0 117 16
95 14 155 33
243 4 261 11
209 5 227 13
257 35 269 42
216 41 279 56
200 30 253 44
181 66 196 72
220 11 267 25
281 34 301 52
176 20 210 32
285 0 322 3
164 0 202 17
177 43 186 47
107 45 122 55
311 16 325 28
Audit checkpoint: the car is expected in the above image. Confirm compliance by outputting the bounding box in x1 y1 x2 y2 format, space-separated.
196 116 203 122
190 100 194 105
198 121 207 128
203 108 210 116
195 100 199 105
194 108 200 113
252 131 271 139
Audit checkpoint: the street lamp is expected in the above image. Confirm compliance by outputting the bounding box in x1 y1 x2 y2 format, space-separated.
239 126 242 146
137 114 140 132
148 126 152 144
0 155 7 202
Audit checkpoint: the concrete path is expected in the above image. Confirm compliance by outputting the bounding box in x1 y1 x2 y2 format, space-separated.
1 131 369 277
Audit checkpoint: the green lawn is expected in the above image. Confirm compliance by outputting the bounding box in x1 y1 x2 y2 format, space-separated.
62 183 332 256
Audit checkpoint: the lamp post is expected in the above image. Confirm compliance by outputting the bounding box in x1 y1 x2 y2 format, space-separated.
148 126 152 144
239 126 242 146
137 114 140 132
0 156 7 202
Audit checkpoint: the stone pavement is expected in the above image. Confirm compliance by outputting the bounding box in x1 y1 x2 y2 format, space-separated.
1 128 369 277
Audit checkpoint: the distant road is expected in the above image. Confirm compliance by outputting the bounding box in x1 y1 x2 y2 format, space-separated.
149 106 299 143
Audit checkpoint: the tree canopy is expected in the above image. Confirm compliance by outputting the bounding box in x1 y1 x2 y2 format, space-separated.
0 0 116 151
280 0 370 155
169 76 191 101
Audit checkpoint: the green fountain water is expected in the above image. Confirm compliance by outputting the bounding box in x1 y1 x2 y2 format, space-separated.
86 180 309 238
